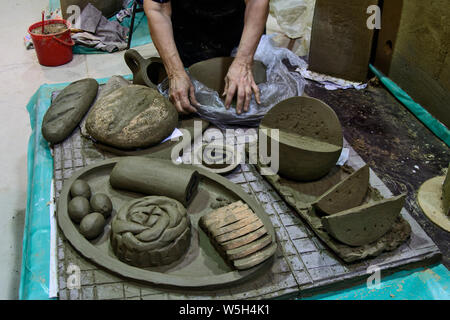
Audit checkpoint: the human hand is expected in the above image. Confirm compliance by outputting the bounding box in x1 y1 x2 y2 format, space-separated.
169 71 199 114
223 58 261 114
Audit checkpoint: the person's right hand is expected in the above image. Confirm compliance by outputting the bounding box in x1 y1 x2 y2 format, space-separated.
168 71 199 114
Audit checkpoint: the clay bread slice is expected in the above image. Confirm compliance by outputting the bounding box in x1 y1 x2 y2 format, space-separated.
199 201 276 270
314 165 369 215
321 194 406 246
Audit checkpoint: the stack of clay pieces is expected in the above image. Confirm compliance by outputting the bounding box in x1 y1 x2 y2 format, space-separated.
199 201 277 270
313 165 406 246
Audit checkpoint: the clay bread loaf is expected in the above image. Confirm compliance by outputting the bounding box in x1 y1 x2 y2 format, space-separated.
86 85 178 150
42 78 98 144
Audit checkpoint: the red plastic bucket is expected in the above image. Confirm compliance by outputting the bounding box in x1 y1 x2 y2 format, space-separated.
28 19 74 67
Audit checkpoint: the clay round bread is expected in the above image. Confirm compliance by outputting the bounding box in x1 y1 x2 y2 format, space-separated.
85 85 178 150
111 196 191 267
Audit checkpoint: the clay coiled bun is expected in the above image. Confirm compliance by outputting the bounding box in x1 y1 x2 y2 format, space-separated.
111 196 191 267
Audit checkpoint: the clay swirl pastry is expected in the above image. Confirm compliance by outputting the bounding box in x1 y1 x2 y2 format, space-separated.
111 196 191 267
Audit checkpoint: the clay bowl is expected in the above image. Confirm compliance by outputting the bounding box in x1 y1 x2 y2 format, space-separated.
260 96 343 181
188 57 267 95
57 158 276 289
124 49 167 89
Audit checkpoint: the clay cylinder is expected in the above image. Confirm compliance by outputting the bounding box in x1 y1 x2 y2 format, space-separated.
109 157 200 206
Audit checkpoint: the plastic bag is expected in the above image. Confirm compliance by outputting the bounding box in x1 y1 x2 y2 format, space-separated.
158 34 307 128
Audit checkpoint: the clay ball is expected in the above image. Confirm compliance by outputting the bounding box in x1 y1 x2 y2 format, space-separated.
79 212 105 240
90 194 113 218
70 180 91 199
68 196 91 223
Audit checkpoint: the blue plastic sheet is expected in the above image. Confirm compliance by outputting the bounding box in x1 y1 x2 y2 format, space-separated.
370 65 450 147
302 264 450 300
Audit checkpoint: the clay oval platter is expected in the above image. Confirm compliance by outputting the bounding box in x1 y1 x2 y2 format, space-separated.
57 158 276 289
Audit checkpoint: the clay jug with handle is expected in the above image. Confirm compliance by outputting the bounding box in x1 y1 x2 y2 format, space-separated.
124 49 167 89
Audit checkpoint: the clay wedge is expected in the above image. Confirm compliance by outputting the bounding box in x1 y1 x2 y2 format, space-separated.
259 96 343 181
321 194 406 247
314 165 370 215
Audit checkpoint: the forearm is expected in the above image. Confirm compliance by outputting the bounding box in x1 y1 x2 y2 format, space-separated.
144 1 185 77
235 0 269 64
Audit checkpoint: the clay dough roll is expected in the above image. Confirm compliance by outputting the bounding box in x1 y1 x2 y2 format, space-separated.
111 196 191 267
109 157 200 206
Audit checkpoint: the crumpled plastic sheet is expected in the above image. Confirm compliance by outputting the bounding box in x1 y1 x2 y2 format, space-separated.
158 34 307 129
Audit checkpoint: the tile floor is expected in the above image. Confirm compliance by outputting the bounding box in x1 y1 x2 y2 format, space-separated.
0 0 282 299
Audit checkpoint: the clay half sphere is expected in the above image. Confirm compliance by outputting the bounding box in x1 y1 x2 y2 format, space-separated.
188 57 267 95
260 96 343 181
42 78 98 144
85 85 178 150
111 196 191 267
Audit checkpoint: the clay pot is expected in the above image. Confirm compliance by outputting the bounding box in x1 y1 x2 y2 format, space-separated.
260 96 343 181
188 57 267 94
124 49 167 89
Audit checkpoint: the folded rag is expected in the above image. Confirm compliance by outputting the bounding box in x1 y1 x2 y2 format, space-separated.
72 3 129 53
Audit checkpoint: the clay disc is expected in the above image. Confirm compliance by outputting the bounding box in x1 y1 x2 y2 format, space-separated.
417 176 450 232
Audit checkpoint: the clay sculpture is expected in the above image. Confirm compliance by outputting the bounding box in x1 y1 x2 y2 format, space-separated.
42 78 98 144
80 212 106 240
260 96 343 181
90 194 112 218
109 157 200 207
322 194 406 246
124 50 167 89
417 164 450 232
85 85 178 149
111 196 191 267
188 57 267 95
70 179 92 199
68 196 91 223
314 165 369 215
196 143 241 174
199 201 277 270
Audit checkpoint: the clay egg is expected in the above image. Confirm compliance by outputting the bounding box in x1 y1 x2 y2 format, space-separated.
80 212 106 240
70 179 91 199
68 196 91 223
90 193 113 218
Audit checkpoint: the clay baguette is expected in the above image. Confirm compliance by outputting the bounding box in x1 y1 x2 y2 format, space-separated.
42 78 98 144
109 157 200 206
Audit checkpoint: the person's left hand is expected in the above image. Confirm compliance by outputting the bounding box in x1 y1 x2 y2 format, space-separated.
223 58 261 114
